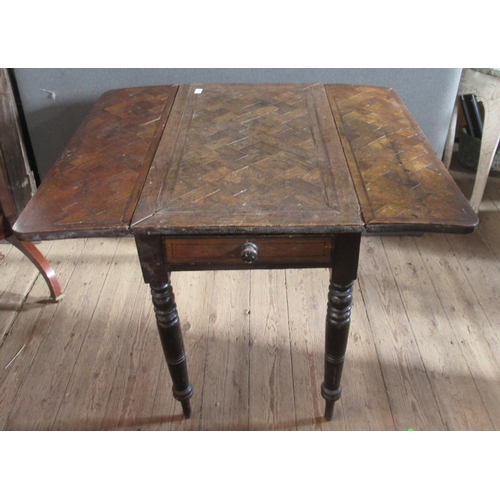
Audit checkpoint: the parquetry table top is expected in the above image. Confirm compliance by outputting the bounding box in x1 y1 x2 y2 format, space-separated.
14 84 478 240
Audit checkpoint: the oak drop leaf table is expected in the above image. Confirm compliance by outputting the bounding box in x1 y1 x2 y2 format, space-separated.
14 84 478 421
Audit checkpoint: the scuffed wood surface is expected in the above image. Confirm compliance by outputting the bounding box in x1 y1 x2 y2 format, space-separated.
326 84 478 233
14 83 479 240
14 86 177 240
132 84 363 235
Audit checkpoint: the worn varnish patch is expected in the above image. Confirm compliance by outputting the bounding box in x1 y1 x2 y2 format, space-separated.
131 84 363 235
14 86 178 240
326 84 478 233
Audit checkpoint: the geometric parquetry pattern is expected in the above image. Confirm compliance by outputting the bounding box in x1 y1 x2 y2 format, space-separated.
15 83 477 240
326 85 476 229
17 86 177 236
166 84 337 212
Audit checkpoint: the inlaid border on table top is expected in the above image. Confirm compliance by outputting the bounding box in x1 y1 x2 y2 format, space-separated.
14 85 178 240
131 84 364 236
326 84 478 234
14 83 478 242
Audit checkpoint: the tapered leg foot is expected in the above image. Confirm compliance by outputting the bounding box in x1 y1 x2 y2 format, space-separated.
181 400 192 419
151 280 193 419
324 400 335 422
322 387 342 421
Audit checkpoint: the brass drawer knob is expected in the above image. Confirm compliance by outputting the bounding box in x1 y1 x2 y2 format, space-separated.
241 242 258 263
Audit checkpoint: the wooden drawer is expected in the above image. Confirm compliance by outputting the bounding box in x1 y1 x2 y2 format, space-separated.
164 236 333 266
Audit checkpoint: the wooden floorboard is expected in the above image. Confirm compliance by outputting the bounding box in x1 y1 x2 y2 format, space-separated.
198 270 250 431
382 236 494 430
1 163 500 431
248 270 296 430
52 237 154 431
286 268 345 431
0 240 53 345
358 236 446 430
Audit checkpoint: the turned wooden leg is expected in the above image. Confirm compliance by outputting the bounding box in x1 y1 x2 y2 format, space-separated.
150 279 193 418
6 234 64 301
321 233 361 421
321 277 354 421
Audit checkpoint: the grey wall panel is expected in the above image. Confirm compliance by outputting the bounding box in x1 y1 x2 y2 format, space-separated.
13 68 461 180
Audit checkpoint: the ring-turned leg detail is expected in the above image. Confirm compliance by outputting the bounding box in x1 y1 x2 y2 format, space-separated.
321 278 354 421
150 280 193 418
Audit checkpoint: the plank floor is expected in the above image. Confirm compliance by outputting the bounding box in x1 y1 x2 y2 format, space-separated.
1 161 500 431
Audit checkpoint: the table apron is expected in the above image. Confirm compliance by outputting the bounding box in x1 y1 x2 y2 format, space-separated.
135 235 337 281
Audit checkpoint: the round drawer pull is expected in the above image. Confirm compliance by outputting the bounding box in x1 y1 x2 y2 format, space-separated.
241 242 258 264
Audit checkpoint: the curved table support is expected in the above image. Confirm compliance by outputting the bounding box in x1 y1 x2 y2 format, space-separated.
6 233 64 301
